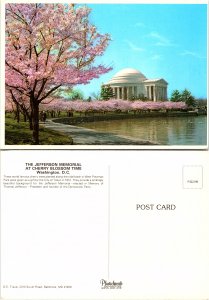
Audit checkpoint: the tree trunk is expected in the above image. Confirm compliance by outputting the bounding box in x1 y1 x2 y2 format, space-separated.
29 117 33 130
25 111 33 130
15 104 20 123
31 99 39 145
22 108 33 130
23 113 27 122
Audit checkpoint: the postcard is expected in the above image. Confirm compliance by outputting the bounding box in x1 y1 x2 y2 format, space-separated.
1 0 209 300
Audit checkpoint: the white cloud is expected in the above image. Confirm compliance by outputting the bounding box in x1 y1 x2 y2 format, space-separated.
124 40 144 52
180 50 205 59
151 54 162 60
135 22 145 28
147 31 176 47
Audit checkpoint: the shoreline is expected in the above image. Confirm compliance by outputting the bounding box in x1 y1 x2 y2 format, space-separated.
52 111 206 126
43 120 159 145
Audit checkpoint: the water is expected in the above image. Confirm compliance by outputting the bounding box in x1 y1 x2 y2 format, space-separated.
79 115 207 145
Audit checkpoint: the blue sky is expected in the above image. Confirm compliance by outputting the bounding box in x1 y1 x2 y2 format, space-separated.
77 4 207 99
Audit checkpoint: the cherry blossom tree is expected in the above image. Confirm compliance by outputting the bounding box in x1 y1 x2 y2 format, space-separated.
5 3 111 144
6 88 33 125
39 98 188 114
5 92 15 114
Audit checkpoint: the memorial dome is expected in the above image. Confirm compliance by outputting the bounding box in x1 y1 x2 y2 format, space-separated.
107 68 147 85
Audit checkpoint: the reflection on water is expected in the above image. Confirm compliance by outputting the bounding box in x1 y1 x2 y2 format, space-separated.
79 116 207 145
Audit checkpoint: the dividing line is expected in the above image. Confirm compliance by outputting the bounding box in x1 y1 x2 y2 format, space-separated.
107 165 111 280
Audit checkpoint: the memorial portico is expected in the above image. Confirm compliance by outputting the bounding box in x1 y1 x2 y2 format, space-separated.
144 79 168 101
104 68 168 101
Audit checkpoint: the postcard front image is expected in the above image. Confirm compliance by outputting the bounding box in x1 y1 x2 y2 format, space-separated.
1 2 207 149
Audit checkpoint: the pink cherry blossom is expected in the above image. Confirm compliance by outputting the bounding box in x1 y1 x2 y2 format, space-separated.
39 98 188 114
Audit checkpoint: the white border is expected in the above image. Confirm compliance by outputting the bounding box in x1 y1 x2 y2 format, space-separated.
1 0 209 3
0 0 208 150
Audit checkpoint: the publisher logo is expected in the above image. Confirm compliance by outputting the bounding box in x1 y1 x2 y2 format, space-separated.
100 279 123 289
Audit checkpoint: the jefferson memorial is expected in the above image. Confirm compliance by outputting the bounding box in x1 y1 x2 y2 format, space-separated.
104 68 168 101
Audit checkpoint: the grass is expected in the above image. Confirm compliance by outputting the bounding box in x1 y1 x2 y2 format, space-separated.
5 116 73 145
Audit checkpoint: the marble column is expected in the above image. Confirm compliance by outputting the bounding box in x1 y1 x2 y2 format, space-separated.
127 86 131 100
134 86 137 98
114 88 118 99
113 88 116 99
156 87 158 101
147 86 149 100
162 87 164 100
119 88 121 99
155 87 158 101
149 86 152 100
129 86 133 100
122 87 124 100
153 86 156 102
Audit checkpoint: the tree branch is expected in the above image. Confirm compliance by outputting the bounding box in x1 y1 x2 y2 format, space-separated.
36 78 47 100
6 6 28 26
5 60 25 77
38 85 61 102
6 84 28 95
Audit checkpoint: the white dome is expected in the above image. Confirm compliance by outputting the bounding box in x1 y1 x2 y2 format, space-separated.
107 68 147 85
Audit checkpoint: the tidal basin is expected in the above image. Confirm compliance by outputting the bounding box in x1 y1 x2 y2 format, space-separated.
78 115 207 145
